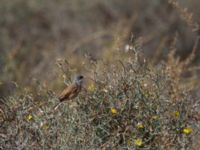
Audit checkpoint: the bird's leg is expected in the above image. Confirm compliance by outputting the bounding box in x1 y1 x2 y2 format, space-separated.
53 102 63 110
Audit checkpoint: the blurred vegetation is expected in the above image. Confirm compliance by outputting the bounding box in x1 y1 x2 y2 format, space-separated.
0 0 200 86
0 0 200 149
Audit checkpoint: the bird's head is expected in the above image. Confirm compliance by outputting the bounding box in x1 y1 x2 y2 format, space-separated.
74 75 84 85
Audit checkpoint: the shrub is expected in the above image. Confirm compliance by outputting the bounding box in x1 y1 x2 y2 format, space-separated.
0 42 199 149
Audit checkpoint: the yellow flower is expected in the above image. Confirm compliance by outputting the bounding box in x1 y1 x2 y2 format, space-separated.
41 123 49 130
26 114 33 121
87 83 95 92
144 92 149 98
144 91 151 98
111 108 118 114
174 111 180 118
134 138 143 147
136 122 144 129
127 139 132 146
182 127 192 134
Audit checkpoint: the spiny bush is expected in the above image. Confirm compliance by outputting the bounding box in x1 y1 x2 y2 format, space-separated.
0 42 200 149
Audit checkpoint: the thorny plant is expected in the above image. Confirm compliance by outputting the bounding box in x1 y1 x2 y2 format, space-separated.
0 38 200 150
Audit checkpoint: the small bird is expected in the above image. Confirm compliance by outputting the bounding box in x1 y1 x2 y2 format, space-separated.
53 75 84 110
58 75 84 102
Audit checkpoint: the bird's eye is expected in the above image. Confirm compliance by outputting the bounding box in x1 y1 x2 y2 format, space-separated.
79 75 84 79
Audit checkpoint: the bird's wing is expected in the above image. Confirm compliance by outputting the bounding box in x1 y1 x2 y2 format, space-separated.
58 84 78 101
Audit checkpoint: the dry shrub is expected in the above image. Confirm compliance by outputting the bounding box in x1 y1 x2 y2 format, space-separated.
0 39 199 149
